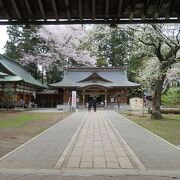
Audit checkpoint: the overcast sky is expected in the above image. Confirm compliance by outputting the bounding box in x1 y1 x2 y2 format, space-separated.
0 25 8 54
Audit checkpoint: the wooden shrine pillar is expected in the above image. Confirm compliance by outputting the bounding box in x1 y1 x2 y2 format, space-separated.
83 89 85 108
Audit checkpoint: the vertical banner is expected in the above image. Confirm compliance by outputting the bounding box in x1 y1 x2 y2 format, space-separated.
71 91 76 109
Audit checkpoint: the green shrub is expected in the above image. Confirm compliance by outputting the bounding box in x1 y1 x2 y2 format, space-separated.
162 88 180 106
2 87 15 110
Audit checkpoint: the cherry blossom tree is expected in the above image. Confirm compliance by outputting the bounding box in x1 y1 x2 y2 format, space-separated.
20 25 96 69
135 24 180 119
17 25 96 84
165 62 180 88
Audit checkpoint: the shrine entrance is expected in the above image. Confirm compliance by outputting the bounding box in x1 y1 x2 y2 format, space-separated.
85 94 105 107
81 86 108 108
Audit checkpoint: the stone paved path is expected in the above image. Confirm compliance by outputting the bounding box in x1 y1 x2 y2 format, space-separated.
60 111 137 169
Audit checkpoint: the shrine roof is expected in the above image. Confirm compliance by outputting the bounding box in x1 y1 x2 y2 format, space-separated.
0 55 46 88
49 67 140 88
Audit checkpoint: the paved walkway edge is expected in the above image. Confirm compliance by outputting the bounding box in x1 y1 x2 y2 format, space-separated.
0 168 180 177
102 112 146 171
0 113 74 162
116 112 180 151
55 114 87 169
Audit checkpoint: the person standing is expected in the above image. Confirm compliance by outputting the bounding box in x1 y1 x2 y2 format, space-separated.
92 97 97 112
88 99 92 111
116 96 121 110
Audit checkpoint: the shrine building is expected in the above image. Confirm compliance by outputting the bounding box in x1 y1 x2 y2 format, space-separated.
0 55 45 107
36 67 140 108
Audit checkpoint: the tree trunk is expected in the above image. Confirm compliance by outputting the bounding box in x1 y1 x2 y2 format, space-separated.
151 78 164 119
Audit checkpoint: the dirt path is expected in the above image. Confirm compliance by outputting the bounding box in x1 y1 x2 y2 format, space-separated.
0 111 71 158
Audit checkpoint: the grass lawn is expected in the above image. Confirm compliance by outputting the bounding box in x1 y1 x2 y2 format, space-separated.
122 113 180 146
0 113 55 128
0 111 72 158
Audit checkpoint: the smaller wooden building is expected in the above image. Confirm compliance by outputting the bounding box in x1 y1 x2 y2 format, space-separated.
0 55 45 107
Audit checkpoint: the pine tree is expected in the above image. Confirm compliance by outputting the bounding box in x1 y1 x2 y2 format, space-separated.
4 25 42 80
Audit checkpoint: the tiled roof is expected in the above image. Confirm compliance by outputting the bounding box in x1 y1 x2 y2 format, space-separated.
0 55 45 88
0 75 23 82
0 72 8 77
50 68 140 88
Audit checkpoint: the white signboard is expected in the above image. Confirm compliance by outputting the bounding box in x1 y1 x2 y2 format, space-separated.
111 97 114 103
130 98 143 110
71 91 76 108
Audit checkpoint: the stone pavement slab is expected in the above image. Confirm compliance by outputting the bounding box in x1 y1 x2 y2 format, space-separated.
104 111 180 170
59 111 141 169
